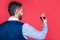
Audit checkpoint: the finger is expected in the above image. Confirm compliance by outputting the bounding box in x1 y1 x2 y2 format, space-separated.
41 12 45 17
42 12 45 17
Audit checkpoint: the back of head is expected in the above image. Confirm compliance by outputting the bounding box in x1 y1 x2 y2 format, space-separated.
8 1 22 16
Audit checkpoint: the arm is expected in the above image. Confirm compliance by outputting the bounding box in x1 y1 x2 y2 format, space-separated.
22 21 48 40
22 13 48 40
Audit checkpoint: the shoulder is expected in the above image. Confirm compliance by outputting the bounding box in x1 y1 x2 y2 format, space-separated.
0 21 8 26
23 23 31 27
22 23 34 30
17 21 24 25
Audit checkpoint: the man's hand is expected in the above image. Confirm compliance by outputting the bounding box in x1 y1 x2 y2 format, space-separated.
40 12 47 24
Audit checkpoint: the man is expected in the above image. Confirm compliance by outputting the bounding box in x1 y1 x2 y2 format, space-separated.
0 1 48 40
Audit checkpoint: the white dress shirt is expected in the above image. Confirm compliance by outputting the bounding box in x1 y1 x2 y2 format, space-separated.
8 17 48 40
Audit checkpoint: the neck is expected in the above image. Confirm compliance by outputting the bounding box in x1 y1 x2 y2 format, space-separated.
10 16 18 19
8 16 19 21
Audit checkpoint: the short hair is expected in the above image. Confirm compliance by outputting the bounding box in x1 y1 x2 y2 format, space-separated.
8 1 22 16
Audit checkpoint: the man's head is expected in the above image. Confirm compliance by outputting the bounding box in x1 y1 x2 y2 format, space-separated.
8 1 23 20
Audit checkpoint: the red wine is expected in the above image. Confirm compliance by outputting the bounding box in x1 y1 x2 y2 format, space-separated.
40 17 45 20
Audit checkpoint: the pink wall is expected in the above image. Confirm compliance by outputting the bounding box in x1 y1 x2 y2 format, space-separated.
0 0 60 40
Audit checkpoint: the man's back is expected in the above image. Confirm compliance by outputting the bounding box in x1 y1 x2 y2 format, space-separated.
0 21 26 40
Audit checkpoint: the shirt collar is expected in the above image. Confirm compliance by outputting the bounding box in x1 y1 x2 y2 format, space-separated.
8 17 19 21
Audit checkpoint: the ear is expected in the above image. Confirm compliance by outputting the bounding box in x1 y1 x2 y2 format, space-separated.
15 9 19 15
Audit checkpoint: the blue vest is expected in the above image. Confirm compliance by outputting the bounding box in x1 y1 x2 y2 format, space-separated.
0 21 26 40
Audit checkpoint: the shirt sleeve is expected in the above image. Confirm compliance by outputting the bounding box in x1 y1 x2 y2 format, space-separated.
22 23 48 40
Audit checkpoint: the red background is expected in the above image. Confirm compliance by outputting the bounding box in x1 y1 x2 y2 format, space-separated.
0 0 60 40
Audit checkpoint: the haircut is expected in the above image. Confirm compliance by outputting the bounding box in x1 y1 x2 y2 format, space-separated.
8 1 22 16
